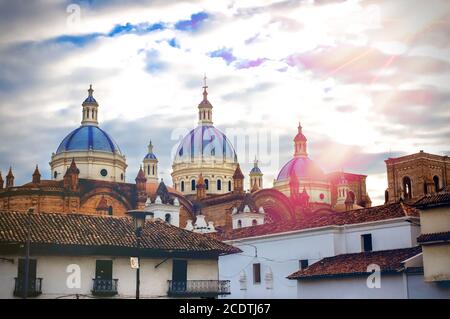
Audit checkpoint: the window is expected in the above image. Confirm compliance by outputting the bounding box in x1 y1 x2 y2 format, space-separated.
53 171 57 179
147 165 150 175
108 206 113 216
433 176 440 192
402 176 412 199
217 179 222 191
361 234 373 252
205 179 209 190
100 169 108 177
95 260 113 280
152 166 155 175
228 180 232 192
253 263 261 284
165 213 171 223
299 259 309 270
120 173 124 181
252 219 258 226
181 181 185 192
191 179 196 191
87 109 90 118
237 220 242 228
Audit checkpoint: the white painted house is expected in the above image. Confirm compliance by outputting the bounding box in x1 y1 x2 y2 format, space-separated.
218 202 449 299
0 211 239 299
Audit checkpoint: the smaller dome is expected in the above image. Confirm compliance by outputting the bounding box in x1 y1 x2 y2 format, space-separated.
276 157 325 182
144 153 157 160
250 166 262 174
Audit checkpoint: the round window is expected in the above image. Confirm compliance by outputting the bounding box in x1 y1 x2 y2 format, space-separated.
100 169 108 177
319 193 325 200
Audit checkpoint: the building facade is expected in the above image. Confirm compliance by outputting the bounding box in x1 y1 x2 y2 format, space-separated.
0 211 238 299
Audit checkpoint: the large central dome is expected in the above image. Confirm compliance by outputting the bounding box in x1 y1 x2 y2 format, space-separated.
174 125 238 164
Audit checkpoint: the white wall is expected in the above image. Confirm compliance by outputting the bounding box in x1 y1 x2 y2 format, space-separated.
297 275 406 299
219 219 419 299
0 255 218 299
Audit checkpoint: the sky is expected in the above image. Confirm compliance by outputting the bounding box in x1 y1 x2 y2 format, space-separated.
0 0 449 205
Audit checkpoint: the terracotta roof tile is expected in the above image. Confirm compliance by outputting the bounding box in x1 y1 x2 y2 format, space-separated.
417 231 450 244
414 188 450 208
0 211 239 255
221 202 419 240
287 246 421 280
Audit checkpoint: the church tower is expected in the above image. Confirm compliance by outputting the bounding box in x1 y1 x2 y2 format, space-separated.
143 140 158 183
249 157 263 192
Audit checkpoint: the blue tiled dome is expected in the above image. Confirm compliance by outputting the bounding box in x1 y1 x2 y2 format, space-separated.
174 125 238 163
56 125 122 155
144 152 157 160
250 166 262 174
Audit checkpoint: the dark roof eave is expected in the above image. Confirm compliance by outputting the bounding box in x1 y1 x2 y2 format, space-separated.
287 269 403 280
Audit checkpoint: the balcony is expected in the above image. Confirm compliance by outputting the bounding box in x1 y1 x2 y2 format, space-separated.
92 279 118 297
167 280 231 298
14 277 42 297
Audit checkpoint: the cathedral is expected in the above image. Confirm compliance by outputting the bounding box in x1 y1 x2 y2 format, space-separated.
1 81 447 233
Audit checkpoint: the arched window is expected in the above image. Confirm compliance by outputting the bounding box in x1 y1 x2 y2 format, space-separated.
54 171 58 179
181 181 185 192
87 109 90 118
165 213 171 223
252 219 258 226
385 190 389 203
108 206 113 216
152 165 155 175
424 182 428 194
191 179 196 191
120 173 124 181
228 180 232 192
402 176 412 199
237 220 242 228
147 165 150 175
433 176 440 192
217 179 222 191
205 179 209 190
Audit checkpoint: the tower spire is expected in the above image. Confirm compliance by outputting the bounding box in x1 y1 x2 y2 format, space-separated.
294 122 308 157
198 75 213 125
81 84 99 126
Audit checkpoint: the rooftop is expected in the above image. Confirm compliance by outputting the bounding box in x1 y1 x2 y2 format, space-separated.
0 211 239 256
287 246 422 280
221 202 419 241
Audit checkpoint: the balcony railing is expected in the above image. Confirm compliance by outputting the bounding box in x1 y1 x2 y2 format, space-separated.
14 277 43 297
167 280 231 297
92 279 118 297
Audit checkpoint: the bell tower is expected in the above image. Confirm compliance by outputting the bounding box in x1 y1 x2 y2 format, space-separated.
143 140 158 183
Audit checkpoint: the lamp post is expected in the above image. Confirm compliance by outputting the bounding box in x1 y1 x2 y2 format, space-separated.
23 207 34 299
126 210 146 300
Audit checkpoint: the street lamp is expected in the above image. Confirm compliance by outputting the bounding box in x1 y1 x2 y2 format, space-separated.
23 206 34 299
126 210 146 300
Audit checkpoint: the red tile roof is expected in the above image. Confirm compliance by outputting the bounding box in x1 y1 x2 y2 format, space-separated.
287 246 421 280
221 202 419 240
414 188 450 208
417 231 450 244
0 211 239 255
